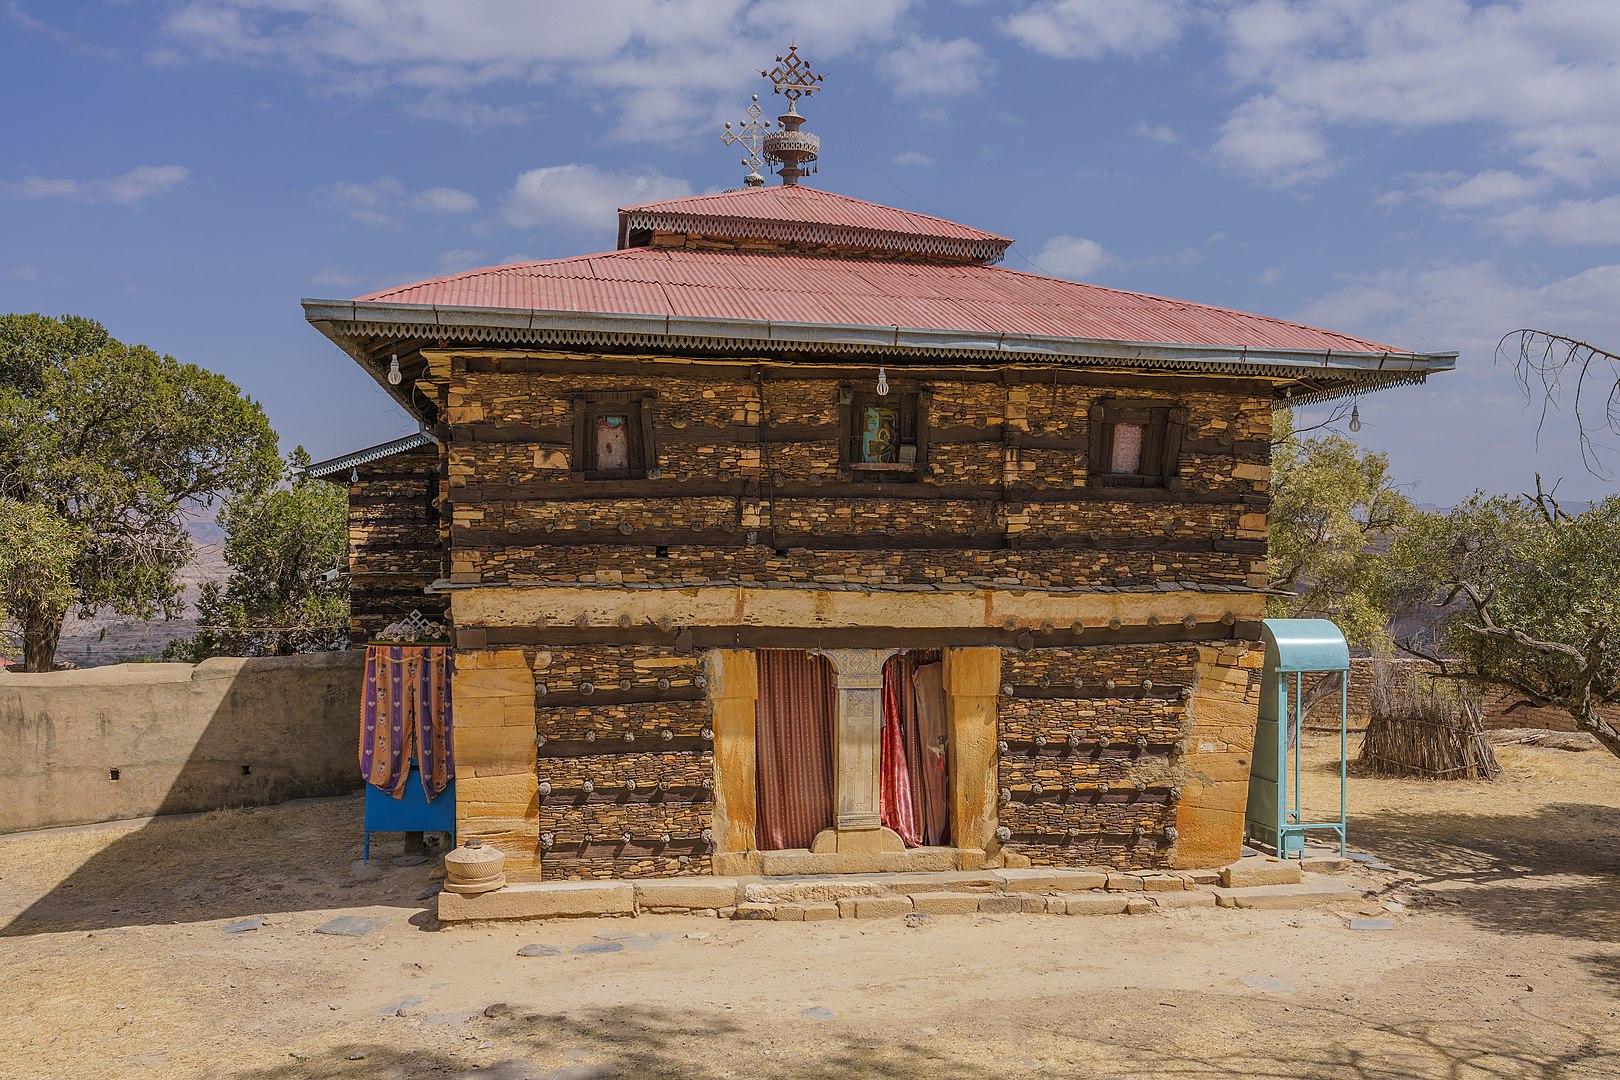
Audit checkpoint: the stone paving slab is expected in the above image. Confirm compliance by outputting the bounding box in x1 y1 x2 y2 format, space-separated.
316 915 384 937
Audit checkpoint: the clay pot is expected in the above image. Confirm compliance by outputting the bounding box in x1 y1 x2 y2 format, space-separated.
443 837 506 895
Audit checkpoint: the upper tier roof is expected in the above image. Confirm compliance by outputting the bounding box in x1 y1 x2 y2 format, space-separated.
351 245 1401 357
616 185 1013 264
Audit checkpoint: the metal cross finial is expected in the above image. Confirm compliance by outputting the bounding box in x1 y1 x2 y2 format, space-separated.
762 43 824 102
722 95 770 180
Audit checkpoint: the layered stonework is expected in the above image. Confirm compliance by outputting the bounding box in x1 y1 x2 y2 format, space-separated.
345 445 447 643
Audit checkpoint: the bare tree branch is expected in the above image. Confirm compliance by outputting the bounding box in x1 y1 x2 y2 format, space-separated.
1498 328 1620 480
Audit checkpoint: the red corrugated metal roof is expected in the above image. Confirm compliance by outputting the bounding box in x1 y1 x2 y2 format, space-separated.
620 185 1009 243
357 247 1404 355
616 185 1013 264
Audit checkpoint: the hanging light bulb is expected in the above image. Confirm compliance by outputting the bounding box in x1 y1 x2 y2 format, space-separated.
387 353 402 386
349 467 358 483
876 363 890 397
1348 403 1362 432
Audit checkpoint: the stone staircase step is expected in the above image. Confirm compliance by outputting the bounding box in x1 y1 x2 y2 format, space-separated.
1213 881 1362 910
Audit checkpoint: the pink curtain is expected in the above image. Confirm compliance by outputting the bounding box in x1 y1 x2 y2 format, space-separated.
880 657 922 846
360 645 455 801
755 650 836 850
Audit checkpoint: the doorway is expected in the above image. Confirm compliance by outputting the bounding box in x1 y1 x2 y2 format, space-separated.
880 650 951 847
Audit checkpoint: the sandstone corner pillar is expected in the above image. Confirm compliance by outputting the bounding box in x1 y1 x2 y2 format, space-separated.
1173 642 1263 868
449 647 542 881
944 647 1000 854
706 649 760 876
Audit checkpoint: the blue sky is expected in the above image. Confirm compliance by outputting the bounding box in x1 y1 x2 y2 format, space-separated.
5 0 1620 504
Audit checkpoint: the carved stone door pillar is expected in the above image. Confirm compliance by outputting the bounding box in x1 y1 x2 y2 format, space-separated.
811 647 905 853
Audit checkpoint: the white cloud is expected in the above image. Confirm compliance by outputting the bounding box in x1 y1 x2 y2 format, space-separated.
1031 234 1111 279
1291 259 1620 496
412 186 478 215
327 177 407 229
327 177 482 227
893 150 935 167
1258 267 1281 284
9 266 40 282
503 164 692 232
1493 195 1620 246
1135 122 1179 145
0 164 189 206
1003 0 1189 60
882 35 993 98
158 1 918 139
1212 94 1333 187
438 248 488 274
1217 0 1620 193
1414 169 1547 210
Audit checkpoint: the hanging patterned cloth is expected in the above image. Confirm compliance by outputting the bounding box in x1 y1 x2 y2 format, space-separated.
879 654 923 847
360 644 455 801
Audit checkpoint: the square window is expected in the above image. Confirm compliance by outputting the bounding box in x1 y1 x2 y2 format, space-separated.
1088 400 1187 490
572 392 656 480
841 383 928 481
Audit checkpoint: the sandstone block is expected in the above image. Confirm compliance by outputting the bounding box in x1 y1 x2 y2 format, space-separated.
977 895 1023 914
1105 873 1144 892
1140 875 1185 892
732 904 776 920
1149 891 1217 910
995 868 1108 893
1020 895 1047 913
745 880 886 905
800 902 841 922
438 881 633 922
838 896 914 919
1220 857 1303 888
1062 894 1130 916
634 879 741 911
774 904 807 922
909 892 983 916
954 848 989 871
1125 898 1153 915
759 850 837 876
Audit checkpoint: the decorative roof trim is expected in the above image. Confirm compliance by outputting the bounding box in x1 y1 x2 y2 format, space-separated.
304 299 1457 391
619 209 1011 264
304 431 438 479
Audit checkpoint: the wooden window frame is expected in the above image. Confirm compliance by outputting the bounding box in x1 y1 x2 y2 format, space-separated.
571 390 659 481
1087 399 1187 489
836 380 931 482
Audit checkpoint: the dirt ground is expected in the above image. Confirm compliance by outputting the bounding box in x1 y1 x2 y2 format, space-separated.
2 734 1618 1080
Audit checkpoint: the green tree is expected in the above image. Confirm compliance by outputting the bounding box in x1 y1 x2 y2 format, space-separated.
1267 410 1414 650
167 448 349 660
1389 486 1620 758
0 314 280 671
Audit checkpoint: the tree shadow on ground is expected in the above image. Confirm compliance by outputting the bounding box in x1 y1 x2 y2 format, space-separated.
0 796 433 936
226 1001 1619 1080
1349 802 1620 950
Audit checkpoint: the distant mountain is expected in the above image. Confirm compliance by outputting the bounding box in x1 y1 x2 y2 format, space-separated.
54 512 230 667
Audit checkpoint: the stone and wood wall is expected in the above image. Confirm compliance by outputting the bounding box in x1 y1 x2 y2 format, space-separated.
425 347 1277 879
345 445 448 644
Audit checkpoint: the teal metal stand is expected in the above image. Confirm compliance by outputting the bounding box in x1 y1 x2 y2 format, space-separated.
1244 619 1350 859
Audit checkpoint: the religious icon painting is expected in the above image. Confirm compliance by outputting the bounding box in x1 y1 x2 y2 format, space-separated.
858 405 901 464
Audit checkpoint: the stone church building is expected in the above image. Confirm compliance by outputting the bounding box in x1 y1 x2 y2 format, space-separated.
304 61 1452 886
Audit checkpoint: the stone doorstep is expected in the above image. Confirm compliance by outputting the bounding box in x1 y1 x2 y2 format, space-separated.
436 865 1346 924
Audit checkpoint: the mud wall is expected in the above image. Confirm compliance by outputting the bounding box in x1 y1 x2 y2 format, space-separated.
0 652 364 833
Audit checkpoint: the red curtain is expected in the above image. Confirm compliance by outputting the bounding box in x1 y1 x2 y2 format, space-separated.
881 653 950 847
755 650 836 851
